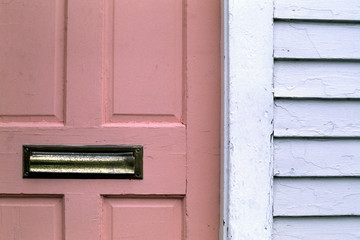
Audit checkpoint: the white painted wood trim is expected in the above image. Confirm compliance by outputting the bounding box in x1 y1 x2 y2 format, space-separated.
221 0 274 239
220 0 229 238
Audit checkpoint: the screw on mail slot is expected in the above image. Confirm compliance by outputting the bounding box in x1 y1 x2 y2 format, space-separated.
23 145 143 179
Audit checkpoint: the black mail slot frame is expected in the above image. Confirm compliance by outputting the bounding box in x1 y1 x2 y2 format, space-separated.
23 145 143 179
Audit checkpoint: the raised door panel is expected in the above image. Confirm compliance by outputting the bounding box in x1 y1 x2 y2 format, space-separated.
105 0 184 123
103 197 183 240
0 196 63 240
0 0 65 124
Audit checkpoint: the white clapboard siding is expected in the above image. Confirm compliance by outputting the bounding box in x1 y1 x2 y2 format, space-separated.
274 61 360 98
273 1 360 239
274 138 360 176
274 0 360 21
274 178 360 216
274 22 360 59
273 217 360 240
274 99 360 137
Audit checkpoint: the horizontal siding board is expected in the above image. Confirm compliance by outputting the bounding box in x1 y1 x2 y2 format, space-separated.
274 138 360 176
274 22 360 59
274 61 360 98
274 178 360 216
273 4 360 239
274 99 360 137
274 0 360 21
273 217 360 240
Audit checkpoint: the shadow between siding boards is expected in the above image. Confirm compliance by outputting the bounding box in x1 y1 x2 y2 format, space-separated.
274 99 360 137
273 216 360 240
274 21 360 59
274 0 360 21
274 138 360 177
273 178 360 216
274 61 360 98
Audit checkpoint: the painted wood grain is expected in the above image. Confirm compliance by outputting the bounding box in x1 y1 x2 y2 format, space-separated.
103 198 183 240
274 22 360 59
105 0 184 123
0 0 65 123
0 126 186 195
273 217 360 240
222 0 274 239
272 2 360 240
0 196 63 240
274 99 360 137
274 178 360 216
274 0 360 21
274 61 360 98
274 138 360 176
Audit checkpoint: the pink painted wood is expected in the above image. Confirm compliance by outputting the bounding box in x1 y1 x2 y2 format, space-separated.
0 0 220 239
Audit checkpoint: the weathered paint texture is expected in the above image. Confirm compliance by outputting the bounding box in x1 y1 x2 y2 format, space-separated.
274 22 360 59
274 178 360 216
273 217 360 240
274 61 360 98
273 0 360 239
274 139 360 176
274 0 360 21
275 99 360 137
221 0 273 239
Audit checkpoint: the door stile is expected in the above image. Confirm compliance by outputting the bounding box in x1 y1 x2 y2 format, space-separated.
64 193 102 240
185 0 221 239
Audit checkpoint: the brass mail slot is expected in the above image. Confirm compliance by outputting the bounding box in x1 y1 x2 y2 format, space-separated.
23 145 143 179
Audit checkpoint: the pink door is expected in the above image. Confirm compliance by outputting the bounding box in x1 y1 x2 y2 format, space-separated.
0 0 220 239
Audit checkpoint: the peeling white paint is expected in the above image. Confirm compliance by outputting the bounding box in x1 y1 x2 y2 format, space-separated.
272 0 360 239
274 99 360 137
274 22 360 59
274 61 360 98
274 139 360 177
273 217 360 240
274 0 360 21
223 0 360 239
274 178 360 216
221 0 274 239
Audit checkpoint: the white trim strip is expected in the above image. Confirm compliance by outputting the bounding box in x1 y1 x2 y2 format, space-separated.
221 0 274 239
220 0 229 239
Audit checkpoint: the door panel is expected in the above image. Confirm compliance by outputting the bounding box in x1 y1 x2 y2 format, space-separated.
103 197 183 240
106 0 184 123
0 0 65 123
0 196 63 240
0 0 220 239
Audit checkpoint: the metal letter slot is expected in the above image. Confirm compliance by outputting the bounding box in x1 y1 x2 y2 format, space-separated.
23 145 143 179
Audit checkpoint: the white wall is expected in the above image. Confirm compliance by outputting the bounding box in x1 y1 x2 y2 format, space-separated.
222 0 360 239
